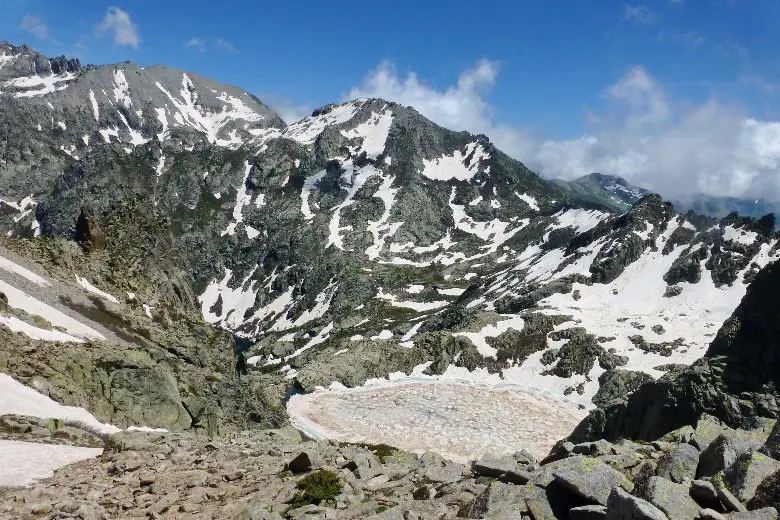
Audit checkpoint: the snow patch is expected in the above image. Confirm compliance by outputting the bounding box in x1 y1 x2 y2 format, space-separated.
75 276 119 304
112 69 132 107
340 108 394 160
515 192 540 211
420 142 490 182
301 170 327 221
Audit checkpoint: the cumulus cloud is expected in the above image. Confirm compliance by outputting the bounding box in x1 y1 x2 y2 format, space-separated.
623 5 658 24
347 60 498 134
97 7 140 49
20 15 52 41
214 38 235 52
347 60 780 200
184 37 206 52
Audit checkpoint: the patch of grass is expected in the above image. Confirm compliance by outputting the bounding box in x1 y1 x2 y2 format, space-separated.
343 442 398 463
255 361 283 374
285 469 342 514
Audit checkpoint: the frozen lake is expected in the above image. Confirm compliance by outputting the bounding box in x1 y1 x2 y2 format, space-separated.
287 378 586 463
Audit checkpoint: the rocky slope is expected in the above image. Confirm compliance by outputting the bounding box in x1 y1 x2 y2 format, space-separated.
3 408 780 518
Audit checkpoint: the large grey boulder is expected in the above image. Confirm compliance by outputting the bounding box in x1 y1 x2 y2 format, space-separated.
747 470 780 511
700 510 728 520
699 434 764 478
718 487 748 513
722 452 780 503
656 442 699 483
644 476 700 519
472 454 528 484
552 456 633 506
691 479 721 509
605 487 669 520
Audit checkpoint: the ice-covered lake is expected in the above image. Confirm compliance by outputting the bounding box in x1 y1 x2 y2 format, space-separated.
287 378 586 463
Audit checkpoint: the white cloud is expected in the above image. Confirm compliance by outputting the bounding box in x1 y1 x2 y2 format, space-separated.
347 60 498 135
185 37 206 52
274 102 312 124
183 37 235 53
623 5 658 24
20 15 52 41
96 7 140 49
214 38 235 52
347 60 780 201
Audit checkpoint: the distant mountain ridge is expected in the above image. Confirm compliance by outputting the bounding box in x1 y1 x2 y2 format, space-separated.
554 171 780 227
672 193 780 221
552 172 650 212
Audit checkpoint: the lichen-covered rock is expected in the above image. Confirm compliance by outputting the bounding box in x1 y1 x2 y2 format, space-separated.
643 476 700 519
655 442 699 483
700 435 765 479
605 487 669 520
552 456 633 506
722 452 780 503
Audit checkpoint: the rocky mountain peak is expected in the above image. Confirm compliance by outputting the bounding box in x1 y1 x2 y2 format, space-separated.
0 41 83 82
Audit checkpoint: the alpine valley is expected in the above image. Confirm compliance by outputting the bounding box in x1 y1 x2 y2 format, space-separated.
3 42 780 519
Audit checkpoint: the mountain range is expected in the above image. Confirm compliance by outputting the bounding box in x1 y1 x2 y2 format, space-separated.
555 171 780 224
2 40 780 517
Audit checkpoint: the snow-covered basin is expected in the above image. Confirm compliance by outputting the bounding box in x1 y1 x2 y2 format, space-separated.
287 375 586 464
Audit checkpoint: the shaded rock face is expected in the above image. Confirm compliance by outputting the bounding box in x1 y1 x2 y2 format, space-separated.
74 206 106 252
572 260 780 443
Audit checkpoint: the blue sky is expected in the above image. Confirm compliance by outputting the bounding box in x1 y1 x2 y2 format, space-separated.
1 0 780 198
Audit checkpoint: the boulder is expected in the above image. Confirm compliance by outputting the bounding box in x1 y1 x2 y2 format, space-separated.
722 452 780 503
699 435 764 479
691 479 721 509
605 487 669 520
553 456 633 506
287 452 315 474
105 365 191 431
656 443 699 483
524 484 558 520
644 476 700 519
748 470 780 511
472 454 527 483
718 487 748 513
761 423 780 460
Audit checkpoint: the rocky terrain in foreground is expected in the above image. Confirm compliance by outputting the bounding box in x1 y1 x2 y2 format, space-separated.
2 407 780 519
